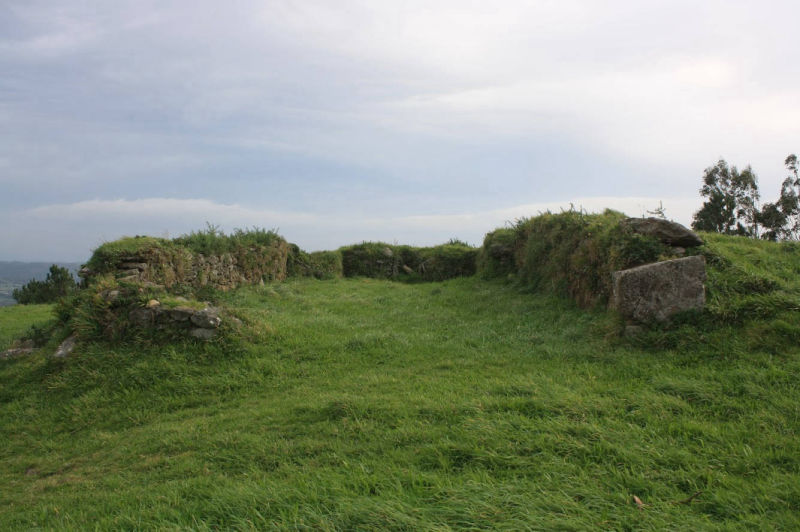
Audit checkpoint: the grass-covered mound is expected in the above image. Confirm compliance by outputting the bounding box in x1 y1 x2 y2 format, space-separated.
478 210 677 306
701 234 800 324
647 232 800 352
25 226 290 349
1 277 798 529
340 241 478 281
477 210 800 351
51 275 233 345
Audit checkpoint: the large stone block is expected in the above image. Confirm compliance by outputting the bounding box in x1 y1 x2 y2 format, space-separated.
610 256 706 323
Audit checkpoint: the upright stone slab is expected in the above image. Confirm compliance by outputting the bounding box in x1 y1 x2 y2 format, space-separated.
610 255 706 323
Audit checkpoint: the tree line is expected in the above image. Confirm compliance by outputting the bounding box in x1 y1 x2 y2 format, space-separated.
12 264 77 304
692 154 800 240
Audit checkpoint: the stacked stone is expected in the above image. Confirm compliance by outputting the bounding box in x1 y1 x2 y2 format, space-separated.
80 250 279 291
611 218 706 327
128 300 223 340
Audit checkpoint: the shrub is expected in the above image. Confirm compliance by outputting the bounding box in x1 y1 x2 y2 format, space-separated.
13 265 77 304
306 251 343 280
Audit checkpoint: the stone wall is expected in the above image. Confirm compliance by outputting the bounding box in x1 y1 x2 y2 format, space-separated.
81 241 289 292
128 299 224 340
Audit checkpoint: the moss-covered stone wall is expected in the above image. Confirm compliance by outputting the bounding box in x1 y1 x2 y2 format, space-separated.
82 234 290 292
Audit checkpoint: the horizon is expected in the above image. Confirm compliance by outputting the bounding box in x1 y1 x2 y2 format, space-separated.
2 196 700 263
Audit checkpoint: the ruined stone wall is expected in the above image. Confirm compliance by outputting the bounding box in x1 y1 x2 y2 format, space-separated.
82 241 290 292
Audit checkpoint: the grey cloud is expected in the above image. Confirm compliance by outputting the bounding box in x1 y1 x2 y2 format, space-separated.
1 1 798 258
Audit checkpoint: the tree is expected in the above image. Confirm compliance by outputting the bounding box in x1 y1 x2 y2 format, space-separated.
692 159 760 236
758 154 799 241
12 264 77 304
757 201 787 241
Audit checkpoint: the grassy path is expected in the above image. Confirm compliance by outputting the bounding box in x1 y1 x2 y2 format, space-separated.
1 278 798 529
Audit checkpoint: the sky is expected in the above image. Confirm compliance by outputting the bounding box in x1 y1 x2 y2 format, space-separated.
1 1 798 261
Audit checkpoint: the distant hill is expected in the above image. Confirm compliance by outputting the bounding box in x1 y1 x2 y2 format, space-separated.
0 261 81 306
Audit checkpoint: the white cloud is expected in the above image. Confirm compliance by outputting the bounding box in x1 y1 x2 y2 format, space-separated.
379 55 799 186
28 198 315 224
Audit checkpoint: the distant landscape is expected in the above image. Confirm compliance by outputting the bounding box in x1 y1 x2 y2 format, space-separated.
0 262 80 307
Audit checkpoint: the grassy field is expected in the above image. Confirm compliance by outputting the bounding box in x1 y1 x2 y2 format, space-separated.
0 304 53 348
1 276 798 530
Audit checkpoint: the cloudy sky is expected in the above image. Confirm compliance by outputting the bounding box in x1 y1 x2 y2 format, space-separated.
1 1 798 261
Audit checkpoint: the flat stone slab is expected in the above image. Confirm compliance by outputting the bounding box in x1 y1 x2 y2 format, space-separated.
610 255 706 323
622 217 703 247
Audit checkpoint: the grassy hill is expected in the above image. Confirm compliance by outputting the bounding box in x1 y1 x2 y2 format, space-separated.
1 230 799 529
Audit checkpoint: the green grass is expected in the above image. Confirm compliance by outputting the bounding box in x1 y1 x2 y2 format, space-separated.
86 227 284 273
626 232 800 352
480 210 673 308
174 225 282 256
1 278 798 529
0 304 53 350
85 236 172 271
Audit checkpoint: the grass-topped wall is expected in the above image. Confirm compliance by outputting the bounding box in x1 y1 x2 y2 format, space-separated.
287 246 344 280
85 227 290 292
478 210 677 307
84 227 478 293
339 242 478 282
476 210 800 350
